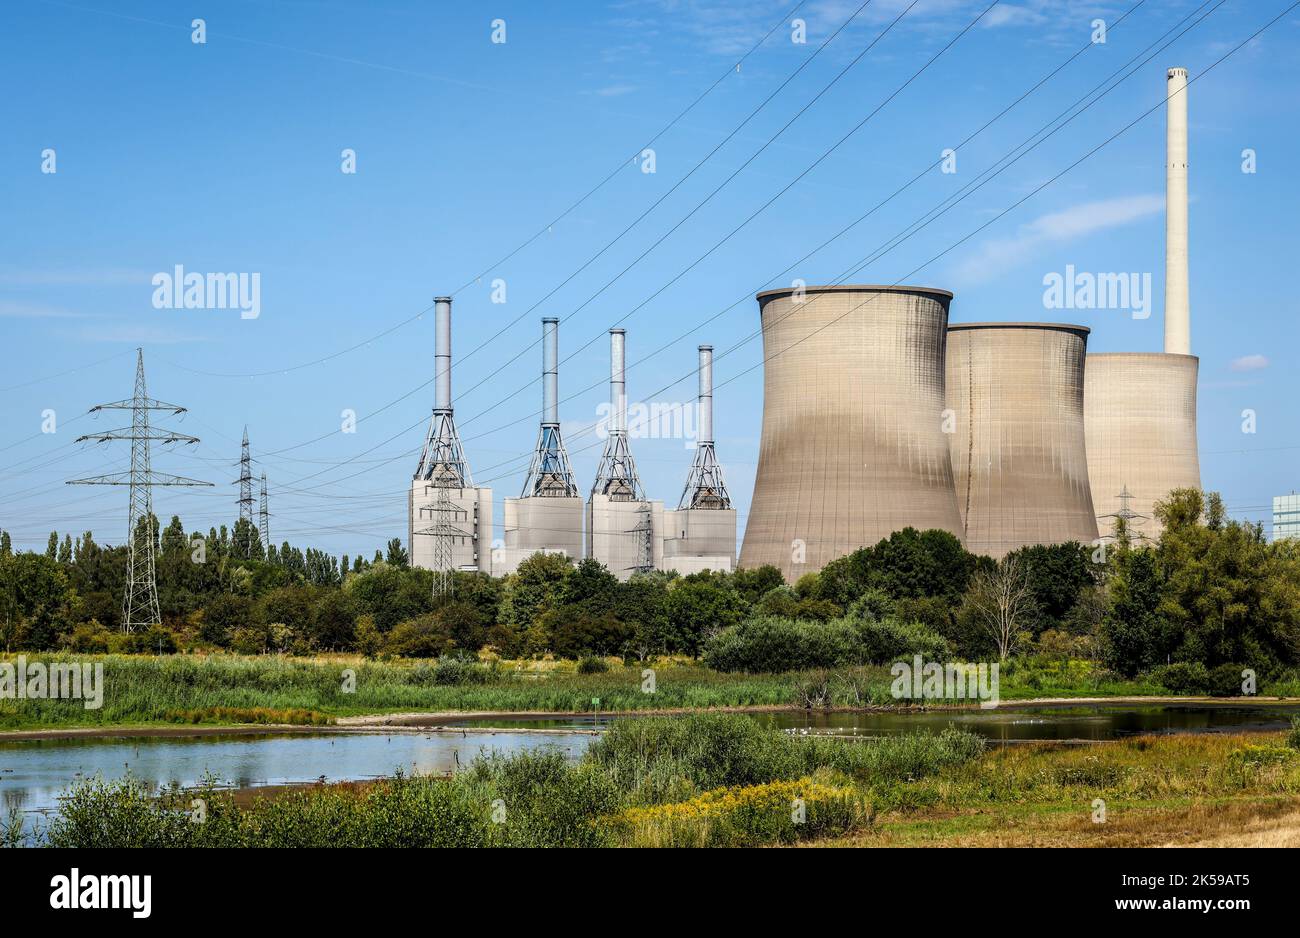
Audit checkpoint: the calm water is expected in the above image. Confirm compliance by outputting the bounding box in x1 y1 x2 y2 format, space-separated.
1 704 1293 827
440 703 1300 740
0 731 592 820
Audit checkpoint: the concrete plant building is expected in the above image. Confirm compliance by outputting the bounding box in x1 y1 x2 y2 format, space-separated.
739 285 964 581
1085 67 1201 542
587 329 664 581
498 318 585 575
409 296 494 578
1274 494 1300 542
945 322 1098 558
664 345 737 574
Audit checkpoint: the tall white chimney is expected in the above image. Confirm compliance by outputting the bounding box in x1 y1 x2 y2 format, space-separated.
610 328 627 436
698 345 714 446
542 317 559 427
1164 67 1190 355
434 296 453 413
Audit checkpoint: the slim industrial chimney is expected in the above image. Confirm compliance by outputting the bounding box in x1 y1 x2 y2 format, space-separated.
434 295 453 413
1164 67 1190 355
591 328 643 500
414 295 471 485
678 345 731 510
521 317 578 497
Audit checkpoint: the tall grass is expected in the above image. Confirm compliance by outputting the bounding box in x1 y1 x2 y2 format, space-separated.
0 654 805 730
18 714 986 848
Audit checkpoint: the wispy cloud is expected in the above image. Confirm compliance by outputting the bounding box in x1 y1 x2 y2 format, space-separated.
0 300 96 319
1229 354 1270 372
0 268 152 287
954 192 1163 282
592 83 640 97
67 324 209 345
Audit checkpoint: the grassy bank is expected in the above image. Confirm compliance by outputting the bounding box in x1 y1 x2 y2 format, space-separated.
0 653 1292 732
825 724 1300 847
9 715 980 848
10 715 1299 847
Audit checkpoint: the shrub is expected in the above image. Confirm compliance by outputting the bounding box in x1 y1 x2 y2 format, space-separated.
608 772 870 847
1150 661 1210 695
702 617 862 672
856 618 949 665
1207 663 1249 698
1287 717 1300 752
576 655 610 675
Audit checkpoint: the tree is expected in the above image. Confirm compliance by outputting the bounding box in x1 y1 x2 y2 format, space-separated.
1100 547 1165 676
385 538 409 568
963 554 1034 661
664 574 744 657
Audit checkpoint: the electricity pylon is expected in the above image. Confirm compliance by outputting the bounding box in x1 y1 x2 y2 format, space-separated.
68 349 211 632
235 426 255 557
259 471 270 550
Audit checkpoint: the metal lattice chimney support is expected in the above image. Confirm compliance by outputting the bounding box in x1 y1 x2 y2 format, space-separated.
678 344 731 510
414 295 471 485
1164 67 1190 355
591 327 643 501
521 317 578 497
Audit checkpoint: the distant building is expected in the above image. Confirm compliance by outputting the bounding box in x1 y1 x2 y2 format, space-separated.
1274 494 1300 542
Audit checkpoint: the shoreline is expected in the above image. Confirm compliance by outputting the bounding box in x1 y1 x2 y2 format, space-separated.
0 695 1295 742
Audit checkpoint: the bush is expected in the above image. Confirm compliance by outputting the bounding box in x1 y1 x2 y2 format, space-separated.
1207 663 1249 698
703 617 862 673
856 618 949 665
1287 717 1300 752
576 655 610 675
1150 661 1210 695
703 615 949 673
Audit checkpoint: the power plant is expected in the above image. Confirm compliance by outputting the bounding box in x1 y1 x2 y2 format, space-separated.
587 328 664 581
404 64 1205 583
946 323 1098 558
409 296 494 587
499 318 585 575
663 345 737 574
1084 67 1202 542
739 285 964 581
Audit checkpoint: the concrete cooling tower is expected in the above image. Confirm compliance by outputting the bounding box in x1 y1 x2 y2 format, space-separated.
1084 353 1200 542
739 285 964 581
946 323 1098 558
1084 67 1201 542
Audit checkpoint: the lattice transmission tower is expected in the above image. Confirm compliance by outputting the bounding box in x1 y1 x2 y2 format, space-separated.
68 349 211 632
235 426 256 556
1099 484 1151 545
259 471 270 550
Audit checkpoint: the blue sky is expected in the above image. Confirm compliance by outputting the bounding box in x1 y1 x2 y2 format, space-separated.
2 0 1298 556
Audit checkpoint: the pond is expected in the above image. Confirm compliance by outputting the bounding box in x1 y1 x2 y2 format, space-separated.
1 703 1294 834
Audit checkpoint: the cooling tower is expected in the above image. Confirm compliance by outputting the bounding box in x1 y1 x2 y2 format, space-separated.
1084 68 1201 542
946 323 1098 558
1084 353 1200 542
740 285 963 580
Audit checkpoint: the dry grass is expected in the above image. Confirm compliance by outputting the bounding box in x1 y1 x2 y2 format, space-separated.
805 732 1300 848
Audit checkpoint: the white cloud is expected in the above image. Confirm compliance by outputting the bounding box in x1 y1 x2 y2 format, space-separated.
954 192 1163 282
0 300 95 319
0 268 152 287
1229 354 1269 372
